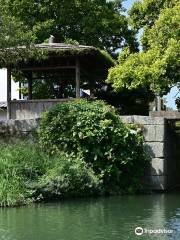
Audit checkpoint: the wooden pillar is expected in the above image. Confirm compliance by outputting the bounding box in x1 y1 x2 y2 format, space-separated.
19 82 22 99
156 95 162 111
7 68 11 120
75 58 80 98
27 71 32 100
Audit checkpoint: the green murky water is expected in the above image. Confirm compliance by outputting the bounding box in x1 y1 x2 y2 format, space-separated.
0 194 180 240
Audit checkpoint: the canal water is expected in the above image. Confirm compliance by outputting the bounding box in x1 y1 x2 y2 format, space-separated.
0 194 180 240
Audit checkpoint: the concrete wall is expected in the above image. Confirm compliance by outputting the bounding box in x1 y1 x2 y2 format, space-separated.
0 109 7 121
0 116 179 191
10 99 72 119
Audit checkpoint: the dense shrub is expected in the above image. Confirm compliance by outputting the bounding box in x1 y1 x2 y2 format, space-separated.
35 152 102 200
39 100 148 193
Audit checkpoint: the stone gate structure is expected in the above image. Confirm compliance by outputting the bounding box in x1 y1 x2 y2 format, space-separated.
120 116 180 191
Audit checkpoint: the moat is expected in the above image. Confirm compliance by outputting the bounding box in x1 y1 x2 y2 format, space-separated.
0 194 180 240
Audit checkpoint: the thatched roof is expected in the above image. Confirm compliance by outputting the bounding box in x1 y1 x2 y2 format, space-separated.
35 43 94 51
16 43 115 71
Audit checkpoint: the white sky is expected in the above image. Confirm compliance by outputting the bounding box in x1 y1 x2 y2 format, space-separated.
163 87 180 110
0 69 19 101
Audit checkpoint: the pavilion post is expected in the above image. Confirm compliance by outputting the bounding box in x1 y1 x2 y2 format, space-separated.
157 96 162 111
7 68 11 120
75 58 80 98
27 71 33 100
19 82 22 99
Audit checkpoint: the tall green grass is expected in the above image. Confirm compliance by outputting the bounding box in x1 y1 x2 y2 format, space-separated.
0 143 101 207
0 143 50 207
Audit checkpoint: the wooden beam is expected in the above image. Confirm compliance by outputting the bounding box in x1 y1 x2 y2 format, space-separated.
27 71 32 100
76 59 80 98
7 68 11 119
20 66 76 71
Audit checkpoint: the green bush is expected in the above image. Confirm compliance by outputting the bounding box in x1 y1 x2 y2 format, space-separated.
35 152 102 200
39 100 148 193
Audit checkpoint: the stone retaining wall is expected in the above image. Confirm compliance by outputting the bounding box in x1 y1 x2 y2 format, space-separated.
149 111 180 118
0 119 40 142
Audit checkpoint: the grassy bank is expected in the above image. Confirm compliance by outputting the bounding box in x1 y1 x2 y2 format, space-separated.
0 143 101 207
0 143 49 206
0 140 148 207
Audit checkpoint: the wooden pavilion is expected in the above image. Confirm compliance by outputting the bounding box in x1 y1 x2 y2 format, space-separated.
6 40 114 119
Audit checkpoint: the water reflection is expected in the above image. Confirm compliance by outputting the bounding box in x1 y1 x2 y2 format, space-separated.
0 194 180 240
167 207 180 240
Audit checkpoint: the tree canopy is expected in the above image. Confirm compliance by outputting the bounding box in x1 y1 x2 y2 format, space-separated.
107 0 180 95
0 2 46 67
0 0 138 55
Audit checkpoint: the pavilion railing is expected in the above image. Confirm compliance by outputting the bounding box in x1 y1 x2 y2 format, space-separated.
9 99 73 119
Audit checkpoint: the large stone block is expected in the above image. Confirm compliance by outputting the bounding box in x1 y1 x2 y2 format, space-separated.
120 115 166 125
149 111 180 118
144 142 164 158
143 125 165 142
133 116 165 125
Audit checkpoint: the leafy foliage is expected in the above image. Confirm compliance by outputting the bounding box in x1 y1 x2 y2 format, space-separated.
35 152 102 200
0 101 148 207
0 1 46 67
39 100 148 193
0 143 49 206
128 0 177 30
95 85 154 115
107 0 180 95
0 143 101 206
1 0 138 54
